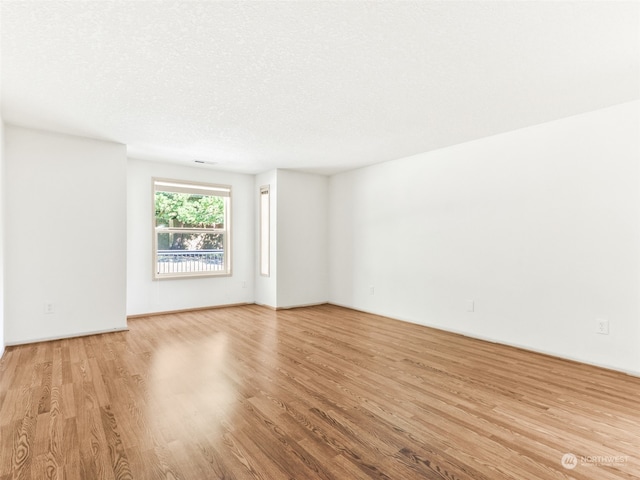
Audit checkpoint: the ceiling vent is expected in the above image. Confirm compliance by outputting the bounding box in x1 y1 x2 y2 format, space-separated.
193 160 218 166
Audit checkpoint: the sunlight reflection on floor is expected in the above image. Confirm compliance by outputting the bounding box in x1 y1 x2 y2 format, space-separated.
150 333 236 441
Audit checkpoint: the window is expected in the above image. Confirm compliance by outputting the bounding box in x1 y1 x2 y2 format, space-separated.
260 185 270 276
153 178 231 279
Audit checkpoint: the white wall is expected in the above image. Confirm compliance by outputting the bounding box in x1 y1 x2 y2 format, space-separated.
330 101 640 374
276 170 329 308
5 104 637 377
127 159 254 315
253 169 329 309
0 120 5 358
254 170 277 308
5 126 127 344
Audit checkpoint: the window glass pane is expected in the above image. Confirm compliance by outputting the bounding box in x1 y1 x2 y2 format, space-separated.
155 191 225 229
157 232 224 251
153 178 231 278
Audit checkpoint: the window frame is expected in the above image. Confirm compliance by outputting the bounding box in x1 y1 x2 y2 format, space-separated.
152 177 232 280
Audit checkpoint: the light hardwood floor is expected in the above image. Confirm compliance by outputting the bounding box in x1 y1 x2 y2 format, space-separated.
0 304 638 479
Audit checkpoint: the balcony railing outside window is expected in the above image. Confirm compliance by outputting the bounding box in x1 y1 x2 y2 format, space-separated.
156 249 225 275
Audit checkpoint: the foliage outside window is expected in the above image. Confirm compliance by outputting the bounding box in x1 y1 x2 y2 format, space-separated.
153 178 231 279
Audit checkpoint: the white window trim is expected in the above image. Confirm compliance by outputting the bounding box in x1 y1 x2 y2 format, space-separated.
152 177 232 280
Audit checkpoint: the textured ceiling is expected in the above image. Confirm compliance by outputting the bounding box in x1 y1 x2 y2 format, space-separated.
1 1 638 175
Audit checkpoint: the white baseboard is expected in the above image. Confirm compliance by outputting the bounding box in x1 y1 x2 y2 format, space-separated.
255 301 328 311
5 326 129 347
328 302 640 378
127 302 252 319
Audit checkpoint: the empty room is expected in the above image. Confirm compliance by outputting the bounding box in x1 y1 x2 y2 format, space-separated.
1 1 639 479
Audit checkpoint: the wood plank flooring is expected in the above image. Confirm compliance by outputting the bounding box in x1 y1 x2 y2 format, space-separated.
0 304 639 479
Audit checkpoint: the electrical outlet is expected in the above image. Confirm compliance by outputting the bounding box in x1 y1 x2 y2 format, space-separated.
44 303 55 314
596 319 609 335
369 286 375 295
466 300 475 313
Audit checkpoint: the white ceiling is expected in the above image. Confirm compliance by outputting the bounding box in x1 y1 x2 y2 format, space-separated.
1 1 638 175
